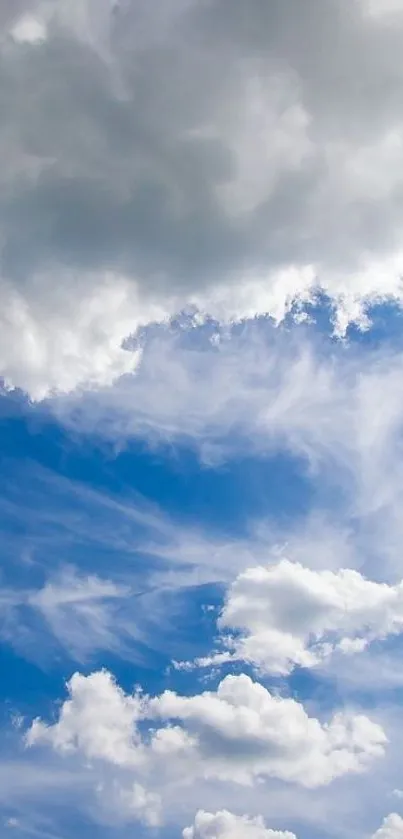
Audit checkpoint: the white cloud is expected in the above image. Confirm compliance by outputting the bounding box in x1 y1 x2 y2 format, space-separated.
28 670 144 766
10 14 47 44
54 322 403 483
148 673 386 788
54 321 403 596
5 0 403 395
0 274 162 400
372 814 403 839
190 560 403 675
1 463 289 666
364 0 403 19
27 669 387 798
182 809 296 839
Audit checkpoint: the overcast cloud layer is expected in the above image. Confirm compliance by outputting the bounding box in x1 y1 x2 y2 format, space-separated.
5 0 403 395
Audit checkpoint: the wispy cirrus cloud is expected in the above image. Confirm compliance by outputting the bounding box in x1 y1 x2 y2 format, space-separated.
51 319 403 583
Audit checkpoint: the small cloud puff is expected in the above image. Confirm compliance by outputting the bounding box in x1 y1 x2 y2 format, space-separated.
371 814 403 839
182 810 296 839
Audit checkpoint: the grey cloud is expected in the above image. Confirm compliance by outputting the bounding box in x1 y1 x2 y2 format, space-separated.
3 0 403 282
4 0 403 394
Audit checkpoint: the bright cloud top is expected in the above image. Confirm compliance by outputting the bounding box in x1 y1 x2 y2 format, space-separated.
183 810 297 839
192 560 403 675
372 814 403 839
183 811 403 839
27 669 386 826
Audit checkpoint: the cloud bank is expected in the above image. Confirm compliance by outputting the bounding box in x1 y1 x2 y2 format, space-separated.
5 0 403 395
27 668 386 826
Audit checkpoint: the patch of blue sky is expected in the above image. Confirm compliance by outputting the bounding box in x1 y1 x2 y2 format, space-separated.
0 304 401 667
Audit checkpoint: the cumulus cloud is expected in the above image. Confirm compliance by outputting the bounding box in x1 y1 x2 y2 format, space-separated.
0 274 155 399
27 669 387 800
189 560 403 675
5 0 403 394
182 809 296 839
28 670 145 766
184 810 403 839
149 673 386 788
371 814 403 839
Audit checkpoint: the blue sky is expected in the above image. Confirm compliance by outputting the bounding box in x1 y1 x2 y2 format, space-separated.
3 3 403 839
2 305 403 839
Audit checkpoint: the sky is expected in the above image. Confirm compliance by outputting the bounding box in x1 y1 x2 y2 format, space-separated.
4 1 403 838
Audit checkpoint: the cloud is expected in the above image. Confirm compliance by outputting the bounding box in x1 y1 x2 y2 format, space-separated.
0 274 150 400
10 13 47 44
53 318 403 599
27 567 129 660
27 669 387 802
371 814 403 839
111 782 161 828
148 673 386 788
182 810 296 839
54 321 403 484
0 461 277 664
0 561 137 664
188 559 403 676
5 0 403 395
51 322 403 583
184 808 403 839
27 670 144 766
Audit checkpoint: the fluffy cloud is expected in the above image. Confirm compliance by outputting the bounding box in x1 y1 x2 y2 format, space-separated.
182 810 296 839
148 673 386 788
183 812 403 839
27 669 387 798
0 274 158 400
371 814 403 839
191 560 403 675
5 0 403 395
27 670 145 766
